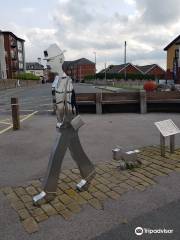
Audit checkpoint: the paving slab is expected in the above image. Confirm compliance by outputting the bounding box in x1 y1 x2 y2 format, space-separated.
1 146 180 235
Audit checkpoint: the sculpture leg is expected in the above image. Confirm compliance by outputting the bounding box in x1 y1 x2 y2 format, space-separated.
69 130 95 181
33 128 71 204
43 129 71 193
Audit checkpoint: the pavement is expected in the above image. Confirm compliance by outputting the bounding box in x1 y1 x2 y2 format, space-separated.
1 113 180 186
0 113 180 240
1 85 180 239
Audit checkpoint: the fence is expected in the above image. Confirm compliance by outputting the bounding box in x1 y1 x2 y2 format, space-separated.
0 79 40 90
76 91 180 114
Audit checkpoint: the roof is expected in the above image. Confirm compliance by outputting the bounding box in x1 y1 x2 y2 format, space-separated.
164 35 180 51
26 62 44 70
63 58 95 71
74 58 94 65
136 64 165 74
136 64 156 73
102 63 143 74
99 63 165 75
107 63 130 73
62 61 73 71
1 31 25 42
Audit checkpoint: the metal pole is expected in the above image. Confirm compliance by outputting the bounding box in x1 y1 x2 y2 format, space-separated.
160 133 165 157
124 41 127 81
11 97 20 130
93 52 96 85
105 62 107 87
170 135 175 153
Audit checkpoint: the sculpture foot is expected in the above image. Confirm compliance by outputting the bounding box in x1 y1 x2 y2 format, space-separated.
76 179 89 191
33 191 56 205
76 170 96 191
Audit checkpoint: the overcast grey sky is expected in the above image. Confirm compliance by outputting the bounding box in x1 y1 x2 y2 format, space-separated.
1 0 180 70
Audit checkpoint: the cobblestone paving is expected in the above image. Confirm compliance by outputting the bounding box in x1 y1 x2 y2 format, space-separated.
1 146 180 234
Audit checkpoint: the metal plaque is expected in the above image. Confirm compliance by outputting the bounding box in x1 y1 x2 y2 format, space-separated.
154 119 180 137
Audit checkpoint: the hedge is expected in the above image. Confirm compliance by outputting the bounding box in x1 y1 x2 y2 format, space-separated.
14 72 40 80
85 73 155 81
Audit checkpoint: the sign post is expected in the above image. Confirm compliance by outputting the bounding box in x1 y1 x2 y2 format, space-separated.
170 135 175 153
154 119 180 156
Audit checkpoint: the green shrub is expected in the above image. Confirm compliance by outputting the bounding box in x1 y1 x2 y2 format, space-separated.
94 73 155 80
15 72 40 80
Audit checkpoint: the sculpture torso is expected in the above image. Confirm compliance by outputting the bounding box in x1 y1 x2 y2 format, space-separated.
44 44 76 127
55 75 74 126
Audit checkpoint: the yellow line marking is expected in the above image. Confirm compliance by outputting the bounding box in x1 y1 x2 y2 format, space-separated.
0 111 38 135
0 125 13 134
0 117 11 121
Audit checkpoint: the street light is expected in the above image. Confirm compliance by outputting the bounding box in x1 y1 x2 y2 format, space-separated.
124 41 127 81
105 60 107 87
93 51 96 85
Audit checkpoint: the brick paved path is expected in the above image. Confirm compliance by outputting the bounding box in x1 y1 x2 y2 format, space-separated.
1 146 180 234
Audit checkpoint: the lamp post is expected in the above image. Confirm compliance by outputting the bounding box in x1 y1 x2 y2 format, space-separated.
93 51 96 85
124 41 127 81
105 61 107 87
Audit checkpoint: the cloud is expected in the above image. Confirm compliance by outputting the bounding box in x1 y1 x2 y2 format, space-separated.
4 23 58 62
20 7 36 14
51 0 171 69
135 0 180 25
4 0 180 70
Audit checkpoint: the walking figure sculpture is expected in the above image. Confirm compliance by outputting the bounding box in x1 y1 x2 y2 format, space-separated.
33 44 95 204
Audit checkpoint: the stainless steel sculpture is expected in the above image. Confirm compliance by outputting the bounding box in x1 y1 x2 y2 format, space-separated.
112 147 141 170
33 44 95 204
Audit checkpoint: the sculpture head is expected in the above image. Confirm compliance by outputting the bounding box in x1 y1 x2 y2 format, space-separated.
44 43 65 76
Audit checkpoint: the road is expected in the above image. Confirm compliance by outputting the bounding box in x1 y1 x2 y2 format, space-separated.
0 83 108 112
93 199 180 240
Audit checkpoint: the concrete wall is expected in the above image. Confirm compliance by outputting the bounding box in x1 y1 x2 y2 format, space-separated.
0 79 40 90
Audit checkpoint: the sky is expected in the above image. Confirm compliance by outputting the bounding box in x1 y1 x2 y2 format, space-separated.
1 0 180 71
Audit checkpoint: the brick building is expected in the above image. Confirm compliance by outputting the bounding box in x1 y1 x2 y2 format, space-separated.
136 64 165 79
0 31 25 79
63 58 95 82
102 63 142 75
26 62 44 78
100 63 165 79
164 35 180 83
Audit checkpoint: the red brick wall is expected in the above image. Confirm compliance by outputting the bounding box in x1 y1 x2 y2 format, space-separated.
127 65 141 74
3 33 19 79
65 64 95 82
3 34 12 78
166 69 173 79
148 66 165 79
166 68 180 83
